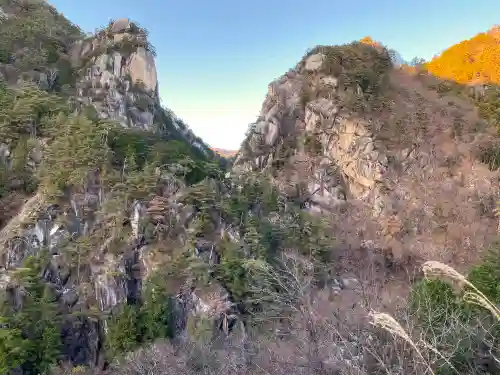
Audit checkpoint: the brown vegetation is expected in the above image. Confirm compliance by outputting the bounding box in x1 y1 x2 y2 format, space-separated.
212 148 237 158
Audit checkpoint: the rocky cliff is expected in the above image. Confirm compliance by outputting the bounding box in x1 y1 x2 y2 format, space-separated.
0 6 231 371
69 18 214 155
235 42 500 269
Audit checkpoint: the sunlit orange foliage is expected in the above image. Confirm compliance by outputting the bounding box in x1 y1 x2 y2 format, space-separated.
425 26 500 84
360 36 382 48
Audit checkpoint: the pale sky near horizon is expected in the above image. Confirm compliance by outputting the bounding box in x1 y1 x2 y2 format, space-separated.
50 0 499 150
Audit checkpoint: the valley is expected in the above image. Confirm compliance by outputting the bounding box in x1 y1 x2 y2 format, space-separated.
0 1 499 375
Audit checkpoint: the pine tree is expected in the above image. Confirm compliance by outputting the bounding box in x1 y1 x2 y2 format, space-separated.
105 304 139 359
0 255 62 375
137 275 173 342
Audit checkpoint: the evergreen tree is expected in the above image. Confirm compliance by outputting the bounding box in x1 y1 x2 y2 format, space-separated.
0 255 62 375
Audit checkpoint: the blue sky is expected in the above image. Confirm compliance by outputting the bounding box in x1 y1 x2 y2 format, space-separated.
50 0 499 150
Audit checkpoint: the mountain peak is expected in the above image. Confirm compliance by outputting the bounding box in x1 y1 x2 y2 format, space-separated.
235 38 498 267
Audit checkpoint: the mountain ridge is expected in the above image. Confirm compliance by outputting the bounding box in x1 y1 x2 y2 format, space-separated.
212 147 238 158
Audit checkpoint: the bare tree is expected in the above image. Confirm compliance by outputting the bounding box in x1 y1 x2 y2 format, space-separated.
245 251 368 375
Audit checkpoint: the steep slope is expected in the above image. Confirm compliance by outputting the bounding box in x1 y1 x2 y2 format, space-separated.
0 0 84 87
422 26 500 135
235 41 500 269
0 4 222 228
0 2 236 373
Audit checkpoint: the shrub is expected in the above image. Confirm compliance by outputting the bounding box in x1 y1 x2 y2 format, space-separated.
304 41 392 103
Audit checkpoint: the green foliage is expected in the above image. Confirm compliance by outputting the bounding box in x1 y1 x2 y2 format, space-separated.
137 275 174 341
476 84 500 132
181 173 334 310
215 238 250 301
0 81 68 197
38 113 112 198
408 245 500 374
105 304 140 359
468 242 500 304
102 19 156 57
410 245 500 324
0 323 29 375
105 275 174 360
107 127 221 186
0 254 62 375
0 82 68 145
479 143 500 171
0 0 82 80
410 279 470 331
186 314 213 344
32 106 222 202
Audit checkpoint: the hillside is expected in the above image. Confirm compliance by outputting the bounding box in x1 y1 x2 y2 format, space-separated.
425 26 500 84
1 2 500 375
233 40 500 373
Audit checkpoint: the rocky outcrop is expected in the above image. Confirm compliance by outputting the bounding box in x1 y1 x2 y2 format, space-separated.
0 167 238 366
67 18 213 157
69 20 157 130
235 43 500 267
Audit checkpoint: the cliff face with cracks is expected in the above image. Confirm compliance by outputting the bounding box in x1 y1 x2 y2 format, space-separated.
234 43 500 268
0 15 232 369
69 18 212 153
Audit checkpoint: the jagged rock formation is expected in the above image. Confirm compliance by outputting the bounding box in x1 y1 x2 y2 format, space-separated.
69 18 158 130
235 42 500 268
69 18 214 154
0 13 232 369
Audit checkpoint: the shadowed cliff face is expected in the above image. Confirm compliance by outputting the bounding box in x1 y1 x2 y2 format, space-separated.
235 43 500 268
0 14 230 369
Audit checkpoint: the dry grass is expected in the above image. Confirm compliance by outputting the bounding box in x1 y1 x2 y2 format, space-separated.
368 261 500 375
343 69 500 269
102 260 500 375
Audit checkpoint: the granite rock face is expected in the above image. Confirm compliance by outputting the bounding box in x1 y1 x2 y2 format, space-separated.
0 18 227 369
234 43 500 266
69 20 158 130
